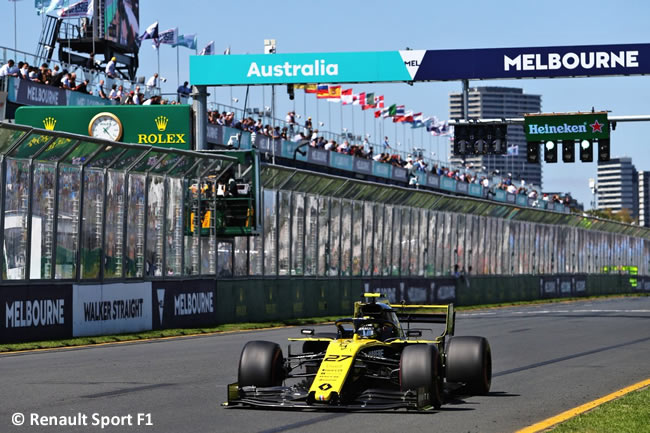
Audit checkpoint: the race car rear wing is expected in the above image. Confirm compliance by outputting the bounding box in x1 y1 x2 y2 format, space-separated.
395 303 455 337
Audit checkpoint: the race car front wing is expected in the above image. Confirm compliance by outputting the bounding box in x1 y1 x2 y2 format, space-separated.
223 383 438 411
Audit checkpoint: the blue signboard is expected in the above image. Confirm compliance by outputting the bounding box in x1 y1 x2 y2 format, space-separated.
330 152 354 171
468 184 483 198
440 176 456 192
190 43 650 86
191 51 411 86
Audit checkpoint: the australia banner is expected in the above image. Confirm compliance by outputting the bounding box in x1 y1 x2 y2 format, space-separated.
191 43 650 86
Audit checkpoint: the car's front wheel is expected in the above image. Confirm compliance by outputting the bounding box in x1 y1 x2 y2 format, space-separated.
400 344 444 409
238 341 285 387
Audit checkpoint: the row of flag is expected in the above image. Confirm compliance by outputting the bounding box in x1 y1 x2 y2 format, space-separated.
35 0 93 19
295 84 451 135
31 3 217 55
137 21 215 55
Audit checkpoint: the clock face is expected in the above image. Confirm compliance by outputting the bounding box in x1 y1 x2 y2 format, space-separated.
89 113 123 141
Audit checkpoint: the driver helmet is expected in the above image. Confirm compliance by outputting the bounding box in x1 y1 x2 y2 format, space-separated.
358 324 377 339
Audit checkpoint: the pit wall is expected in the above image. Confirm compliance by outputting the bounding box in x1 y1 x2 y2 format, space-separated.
1 274 647 343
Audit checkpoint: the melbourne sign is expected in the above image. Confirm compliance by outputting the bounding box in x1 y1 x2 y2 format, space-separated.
152 281 216 329
190 43 650 86
0 284 73 343
15 105 192 149
524 112 609 141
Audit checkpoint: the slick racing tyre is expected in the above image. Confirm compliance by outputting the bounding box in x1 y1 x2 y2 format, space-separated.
400 344 444 409
238 341 285 387
446 336 492 395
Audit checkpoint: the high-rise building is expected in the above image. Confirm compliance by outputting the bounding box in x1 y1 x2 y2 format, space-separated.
449 87 542 187
597 157 638 218
639 171 650 227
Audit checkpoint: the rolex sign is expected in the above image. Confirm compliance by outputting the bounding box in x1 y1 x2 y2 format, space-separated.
14 105 193 150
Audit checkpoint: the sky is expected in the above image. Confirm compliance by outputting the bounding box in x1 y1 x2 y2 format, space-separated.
1 0 649 208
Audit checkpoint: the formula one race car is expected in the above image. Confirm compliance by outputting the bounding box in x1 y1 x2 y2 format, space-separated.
223 293 491 411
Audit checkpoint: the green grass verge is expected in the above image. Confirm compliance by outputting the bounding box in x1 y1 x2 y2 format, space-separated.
549 385 650 433
455 292 648 311
0 293 646 354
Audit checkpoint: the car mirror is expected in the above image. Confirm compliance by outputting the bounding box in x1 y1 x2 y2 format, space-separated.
301 328 314 336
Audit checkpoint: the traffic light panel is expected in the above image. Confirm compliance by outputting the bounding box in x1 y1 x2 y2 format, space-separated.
452 123 507 156
562 140 575 162
472 125 487 154
527 142 540 163
544 141 558 163
598 139 610 162
453 124 469 155
490 124 507 154
579 139 593 162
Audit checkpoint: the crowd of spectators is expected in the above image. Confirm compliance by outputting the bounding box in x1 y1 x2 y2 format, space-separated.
0 57 174 106
205 109 575 208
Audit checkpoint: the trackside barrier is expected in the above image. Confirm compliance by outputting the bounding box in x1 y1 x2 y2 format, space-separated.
0 275 644 343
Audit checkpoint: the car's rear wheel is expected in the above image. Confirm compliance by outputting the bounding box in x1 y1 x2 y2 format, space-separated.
400 344 443 408
238 341 285 387
446 336 492 395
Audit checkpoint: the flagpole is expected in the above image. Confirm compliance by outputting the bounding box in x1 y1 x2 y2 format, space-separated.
13 0 17 52
394 122 397 150
157 48 160 83
351 105 355 144
176 45 180 90
340 102 343 140
303 90 306 130
328 101 331 137
373 114 376 147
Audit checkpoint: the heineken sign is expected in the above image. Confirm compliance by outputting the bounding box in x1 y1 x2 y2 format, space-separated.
524 113 609 141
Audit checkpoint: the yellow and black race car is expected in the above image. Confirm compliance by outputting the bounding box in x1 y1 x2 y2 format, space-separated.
224 293 491 411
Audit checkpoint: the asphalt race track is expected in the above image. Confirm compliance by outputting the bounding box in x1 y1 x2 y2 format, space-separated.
2 296 649 433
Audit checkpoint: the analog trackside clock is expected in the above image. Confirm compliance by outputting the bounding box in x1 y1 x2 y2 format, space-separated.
88 112 123 141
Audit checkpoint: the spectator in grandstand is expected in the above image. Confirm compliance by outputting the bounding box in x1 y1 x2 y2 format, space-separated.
285 111 296 132
96 79 107 99
37 63 48 82
60 72 73 90
85 53 97 71
143 95 162 105
19 63 30 79
123 91 135 104
40 68 53 85
146 72 159 88
134 91 143 105
108 84 118 100
383 136 391 148
28 67 40 82
105 57 117 78
177 81 191 100
50 67 65 87
304 117 313 135
0 59 19 77
74 79 91 94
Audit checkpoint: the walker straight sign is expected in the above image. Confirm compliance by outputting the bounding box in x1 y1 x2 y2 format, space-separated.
190 43 650 86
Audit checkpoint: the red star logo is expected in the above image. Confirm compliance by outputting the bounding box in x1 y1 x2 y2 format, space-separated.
590 120 603 133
